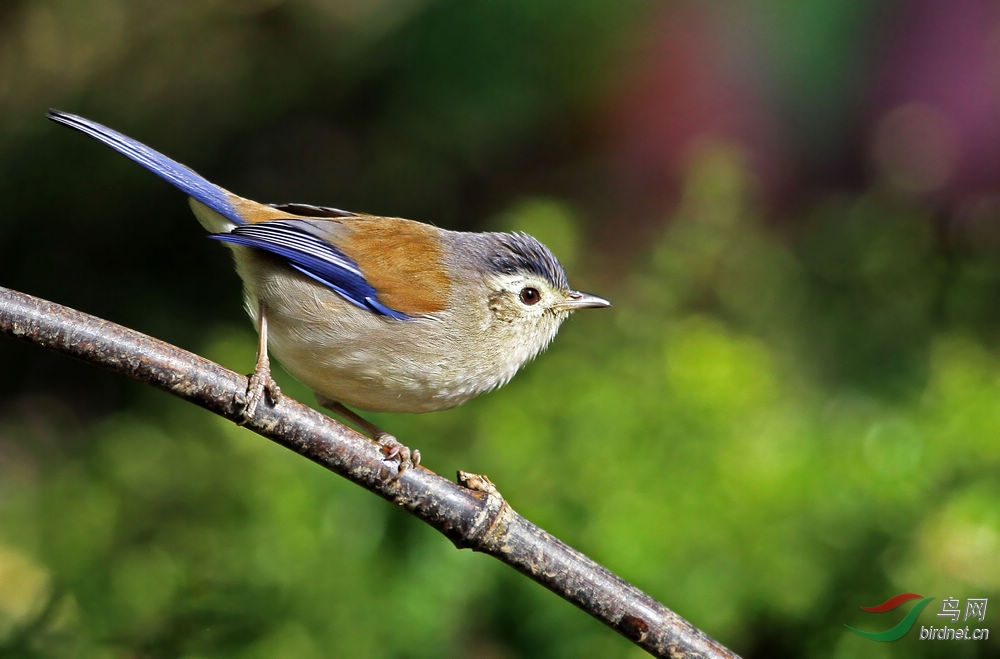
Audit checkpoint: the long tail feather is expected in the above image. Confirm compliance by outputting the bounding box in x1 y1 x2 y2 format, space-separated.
47 110 242 225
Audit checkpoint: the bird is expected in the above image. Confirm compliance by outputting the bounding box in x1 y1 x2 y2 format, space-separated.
48 110 610 472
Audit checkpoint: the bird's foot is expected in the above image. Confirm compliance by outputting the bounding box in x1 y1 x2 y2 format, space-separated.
316 396 420 479
238 366 281 424
377 432 421 480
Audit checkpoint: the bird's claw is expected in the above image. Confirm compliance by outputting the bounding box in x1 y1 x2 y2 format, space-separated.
316 397 420 480
377 433 420 480
238 368 281 424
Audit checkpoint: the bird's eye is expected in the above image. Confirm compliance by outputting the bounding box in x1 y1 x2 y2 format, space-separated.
519 287 541 305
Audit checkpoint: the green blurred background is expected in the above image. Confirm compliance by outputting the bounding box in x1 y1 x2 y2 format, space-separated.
1 1 999 657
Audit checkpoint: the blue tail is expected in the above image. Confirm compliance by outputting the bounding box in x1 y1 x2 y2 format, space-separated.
48 110 242 225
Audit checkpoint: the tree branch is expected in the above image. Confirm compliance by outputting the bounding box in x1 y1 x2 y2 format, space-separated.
0 285 739 659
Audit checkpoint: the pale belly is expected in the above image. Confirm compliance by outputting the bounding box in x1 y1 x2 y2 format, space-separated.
269 333 495 413
259 282 513 413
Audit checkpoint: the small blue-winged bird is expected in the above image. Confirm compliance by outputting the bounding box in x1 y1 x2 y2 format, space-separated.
48 110 610 471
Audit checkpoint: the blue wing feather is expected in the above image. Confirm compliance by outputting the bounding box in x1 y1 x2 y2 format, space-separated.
48 110 408 319
211 221 410 320
47 110 243 225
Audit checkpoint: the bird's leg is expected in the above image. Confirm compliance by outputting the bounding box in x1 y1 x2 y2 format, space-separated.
316 396 421 475
239 303 281 422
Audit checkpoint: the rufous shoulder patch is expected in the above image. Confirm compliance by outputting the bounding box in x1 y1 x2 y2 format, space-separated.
336 217 450 316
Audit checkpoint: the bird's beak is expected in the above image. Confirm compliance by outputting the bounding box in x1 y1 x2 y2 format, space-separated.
556 290 612 311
